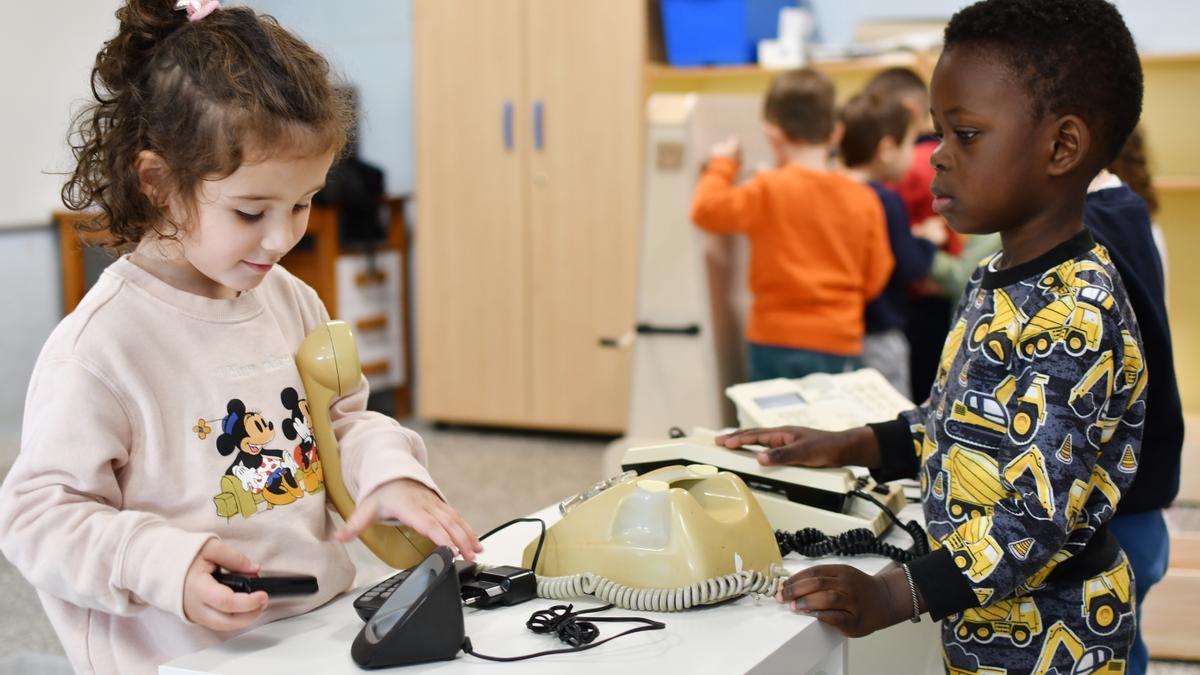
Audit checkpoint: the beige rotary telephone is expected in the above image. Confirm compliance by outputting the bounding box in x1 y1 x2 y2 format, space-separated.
296 321 436 569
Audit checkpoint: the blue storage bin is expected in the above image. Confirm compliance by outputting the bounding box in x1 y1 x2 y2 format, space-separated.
661 0 796 67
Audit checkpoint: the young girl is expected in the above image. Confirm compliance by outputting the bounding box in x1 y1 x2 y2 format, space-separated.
0 1 480 672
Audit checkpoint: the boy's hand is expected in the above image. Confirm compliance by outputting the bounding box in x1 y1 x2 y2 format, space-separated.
778 565 913 637
715 426 881 468
913 215 948 246
336 478 483 561
709 134 742 163
183 539 268 632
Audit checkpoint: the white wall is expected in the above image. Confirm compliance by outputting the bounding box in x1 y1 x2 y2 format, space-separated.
242 0 415 196
0 0 122 229
0 0 121 440
809 0 1200 53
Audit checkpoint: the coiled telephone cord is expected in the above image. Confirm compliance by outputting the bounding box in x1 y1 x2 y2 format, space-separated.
535 567 787 612
775 489 929 563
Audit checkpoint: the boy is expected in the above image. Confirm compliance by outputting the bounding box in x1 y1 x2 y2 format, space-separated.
838 92 937 396
690 69 893 380
717 1 1147 672
866 66 965 402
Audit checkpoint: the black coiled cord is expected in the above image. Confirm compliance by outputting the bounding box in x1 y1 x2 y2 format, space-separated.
527 604 602 647
463 604 665 662
775 488 929 563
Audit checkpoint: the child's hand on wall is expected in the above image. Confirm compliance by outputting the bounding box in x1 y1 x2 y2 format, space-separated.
183 539 268 632
335 478 483 561
715 426 882 469
777 564 915 637
709 134 742 163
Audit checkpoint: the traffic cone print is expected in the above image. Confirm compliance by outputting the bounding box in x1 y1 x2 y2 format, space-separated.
1009 538 1035 561
1056 436 1072 464
1118 445 1137 474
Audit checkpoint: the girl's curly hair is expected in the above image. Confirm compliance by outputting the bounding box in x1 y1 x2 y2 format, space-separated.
62 0 352 248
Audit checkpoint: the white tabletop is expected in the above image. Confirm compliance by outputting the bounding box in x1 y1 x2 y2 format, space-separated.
161 503 923 675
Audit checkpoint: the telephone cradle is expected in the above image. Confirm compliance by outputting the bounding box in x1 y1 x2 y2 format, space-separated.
620 428 907 537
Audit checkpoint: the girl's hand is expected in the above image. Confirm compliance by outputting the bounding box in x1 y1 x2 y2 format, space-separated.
714 426 882 468
777 564 914 637
183 539 268 632
336 478 483 561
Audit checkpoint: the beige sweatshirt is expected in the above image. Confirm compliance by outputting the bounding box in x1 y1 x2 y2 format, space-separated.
0 257 440 674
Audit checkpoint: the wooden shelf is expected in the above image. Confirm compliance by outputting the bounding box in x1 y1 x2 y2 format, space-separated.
646 50 1200 86
1154 176 1200 192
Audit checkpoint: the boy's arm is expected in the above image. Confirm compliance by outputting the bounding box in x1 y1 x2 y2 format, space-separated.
862 199 896 300
867 403 933 483
689 157 768 234
881 195 935 287
0 358 213 622
907 304 1145 620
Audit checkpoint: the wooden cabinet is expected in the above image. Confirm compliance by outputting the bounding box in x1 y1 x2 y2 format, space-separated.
414 1 644 432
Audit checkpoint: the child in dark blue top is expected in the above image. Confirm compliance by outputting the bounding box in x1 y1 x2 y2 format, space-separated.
839 91 937 396
718 2 1149 672
1086 167 1184 675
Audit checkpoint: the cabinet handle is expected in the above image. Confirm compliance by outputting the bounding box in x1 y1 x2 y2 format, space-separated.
635 322 701 336
361 359 391 376
533 99 544 151
503 100 513 151
356 315 388 332
355 270 387 287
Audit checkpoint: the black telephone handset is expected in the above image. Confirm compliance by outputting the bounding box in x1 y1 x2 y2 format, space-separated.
212 572 319 596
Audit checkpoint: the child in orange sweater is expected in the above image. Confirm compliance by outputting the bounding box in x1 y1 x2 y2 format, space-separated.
690 69 894 380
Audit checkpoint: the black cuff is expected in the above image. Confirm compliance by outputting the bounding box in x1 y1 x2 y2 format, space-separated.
867 416 918 483
908 547 980 621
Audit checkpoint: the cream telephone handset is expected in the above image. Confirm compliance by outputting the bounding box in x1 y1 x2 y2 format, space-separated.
296 321 436 569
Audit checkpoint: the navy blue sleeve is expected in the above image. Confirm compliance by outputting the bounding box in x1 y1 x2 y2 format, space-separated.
872 183 935 285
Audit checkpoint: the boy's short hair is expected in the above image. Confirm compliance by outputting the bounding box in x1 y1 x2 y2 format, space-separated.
839 93 911 168
944 0 1142 165
864 67 928 103
763 68 836 144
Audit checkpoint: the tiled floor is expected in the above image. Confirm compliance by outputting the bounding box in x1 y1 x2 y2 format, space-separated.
0 427 1198 674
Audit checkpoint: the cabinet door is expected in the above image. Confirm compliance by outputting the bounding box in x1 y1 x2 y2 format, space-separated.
525 0 645 431
414 0 530 424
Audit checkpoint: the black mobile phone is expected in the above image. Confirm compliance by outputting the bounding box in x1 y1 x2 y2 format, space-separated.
212 572 319 596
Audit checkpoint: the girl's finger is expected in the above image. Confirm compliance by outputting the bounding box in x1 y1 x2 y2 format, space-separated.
336 499 381 542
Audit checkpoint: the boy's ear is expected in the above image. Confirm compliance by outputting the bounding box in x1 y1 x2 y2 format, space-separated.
876 135 898 162
827 120 845 150
1046 115 1092 177
763 121 786 146
134 150 172 206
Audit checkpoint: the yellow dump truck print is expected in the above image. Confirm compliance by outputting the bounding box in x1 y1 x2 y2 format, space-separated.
1018 296 1104 359
944 516 1004 583
956 596 1043 647
1082 564 1132 636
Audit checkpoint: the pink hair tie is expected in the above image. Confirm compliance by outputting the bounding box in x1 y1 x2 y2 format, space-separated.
175 0 220 22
